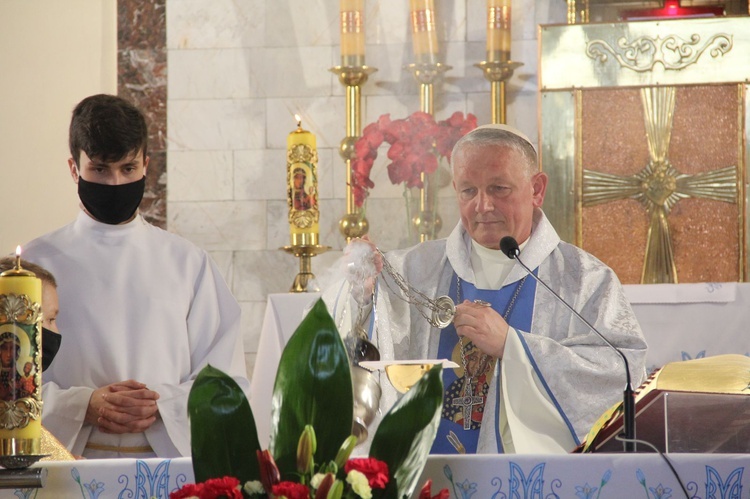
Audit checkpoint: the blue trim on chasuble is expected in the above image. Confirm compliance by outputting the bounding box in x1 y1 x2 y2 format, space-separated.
514 329 581 446
430 275 537 454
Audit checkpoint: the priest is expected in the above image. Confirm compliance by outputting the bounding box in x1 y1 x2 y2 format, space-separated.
24 94 249 458
344 124 647 454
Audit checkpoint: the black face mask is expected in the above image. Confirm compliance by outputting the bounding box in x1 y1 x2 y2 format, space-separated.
77 176 145 225
41 327 62 372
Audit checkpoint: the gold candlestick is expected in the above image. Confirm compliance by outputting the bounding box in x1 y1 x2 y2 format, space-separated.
282 245 331 293
474 61 523 125
284 117 330 292
330 65 377 242
0 247 44 467
405 62 451 242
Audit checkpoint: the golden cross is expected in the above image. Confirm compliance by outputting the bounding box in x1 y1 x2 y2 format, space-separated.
582 87 737 283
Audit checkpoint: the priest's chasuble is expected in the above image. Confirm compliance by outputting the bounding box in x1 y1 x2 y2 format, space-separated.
24 211 249 458
363 209 647 454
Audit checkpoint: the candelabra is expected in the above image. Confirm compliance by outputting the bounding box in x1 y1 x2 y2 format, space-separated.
405 62 451 242
474 61 523 125
330 65 377 242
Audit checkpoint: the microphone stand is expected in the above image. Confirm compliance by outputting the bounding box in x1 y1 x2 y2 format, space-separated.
502 239 636 453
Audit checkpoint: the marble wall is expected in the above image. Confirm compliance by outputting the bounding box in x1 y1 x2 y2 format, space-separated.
165 0 566 378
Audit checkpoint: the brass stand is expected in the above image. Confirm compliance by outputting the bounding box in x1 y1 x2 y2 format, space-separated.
474 61 524 125
282 244 331 293
330 65 377 242
405 62 451 242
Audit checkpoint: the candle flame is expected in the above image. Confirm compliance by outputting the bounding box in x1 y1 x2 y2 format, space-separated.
294 114 302 127
15 245 21 271
15 246 21 258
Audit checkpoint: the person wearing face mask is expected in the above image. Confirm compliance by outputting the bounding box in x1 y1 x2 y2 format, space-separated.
23 94 249 459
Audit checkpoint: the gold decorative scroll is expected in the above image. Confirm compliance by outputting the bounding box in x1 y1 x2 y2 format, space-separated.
0 398 42 430
582 87 738 283
0 295 41 326
586 33 733 73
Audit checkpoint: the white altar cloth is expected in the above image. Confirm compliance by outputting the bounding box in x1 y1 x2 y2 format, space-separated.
1 454 746 498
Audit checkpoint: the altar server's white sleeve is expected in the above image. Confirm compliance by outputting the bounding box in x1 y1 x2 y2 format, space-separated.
41 382 94 455
147 256 249 457
500 328 577 454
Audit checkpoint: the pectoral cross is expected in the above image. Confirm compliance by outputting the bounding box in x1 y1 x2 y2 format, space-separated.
452 377 484 430
582 86 737 283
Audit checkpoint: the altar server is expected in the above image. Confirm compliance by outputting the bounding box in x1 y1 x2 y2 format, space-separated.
24 94 249 458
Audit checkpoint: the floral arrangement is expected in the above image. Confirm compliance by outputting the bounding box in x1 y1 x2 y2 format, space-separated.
351 111 478 207
171 299 446 499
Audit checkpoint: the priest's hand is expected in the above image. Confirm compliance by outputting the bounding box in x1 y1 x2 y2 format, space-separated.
453 300 510 359
85 380 160 434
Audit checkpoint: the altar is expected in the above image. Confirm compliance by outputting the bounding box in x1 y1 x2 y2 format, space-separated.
251 283 750 448
1 453 746 498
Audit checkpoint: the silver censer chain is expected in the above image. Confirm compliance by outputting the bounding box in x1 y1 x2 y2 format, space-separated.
377 249 456 329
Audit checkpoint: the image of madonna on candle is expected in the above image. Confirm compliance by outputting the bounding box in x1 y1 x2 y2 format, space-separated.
291 165 316 211
0 331 21 401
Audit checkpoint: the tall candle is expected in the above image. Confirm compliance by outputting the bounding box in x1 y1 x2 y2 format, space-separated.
409 0 439 65
340 0 365 67
487 0 511 62
0 247 42 456
287 115 320 247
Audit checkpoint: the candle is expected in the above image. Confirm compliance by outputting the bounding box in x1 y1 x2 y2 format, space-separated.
287 115 320 247
340 0 365 67
0 246 42 456
409 0 439 65
487 0 511 62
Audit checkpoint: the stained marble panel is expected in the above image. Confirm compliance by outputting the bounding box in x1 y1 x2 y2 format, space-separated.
119 0 167 228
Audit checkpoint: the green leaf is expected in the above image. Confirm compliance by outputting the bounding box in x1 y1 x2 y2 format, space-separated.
269 298 353 477
369 365 443 499
187 364 261 484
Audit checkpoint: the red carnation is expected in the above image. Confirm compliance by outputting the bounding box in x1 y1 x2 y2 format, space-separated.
170 483 204 499
169 476 242 499
202 477 242 499
345 457 389 489
271 481 310 499
418 479 450 499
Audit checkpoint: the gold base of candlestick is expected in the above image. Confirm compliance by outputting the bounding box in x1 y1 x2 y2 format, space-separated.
282 245 331 293
330 65 378 87
474 60 524 82
405 62 452 85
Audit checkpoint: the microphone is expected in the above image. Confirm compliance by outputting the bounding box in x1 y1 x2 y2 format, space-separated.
499 236 636 453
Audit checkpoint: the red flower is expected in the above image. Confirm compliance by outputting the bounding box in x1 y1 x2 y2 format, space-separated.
418 479 450 499
169 476 242 499
271 481 310 499
351 111 477 207
345 457 389 489
170 483 203 499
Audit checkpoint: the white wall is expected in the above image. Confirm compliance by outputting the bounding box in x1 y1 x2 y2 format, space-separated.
0 0 117 255
166 0 567 376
